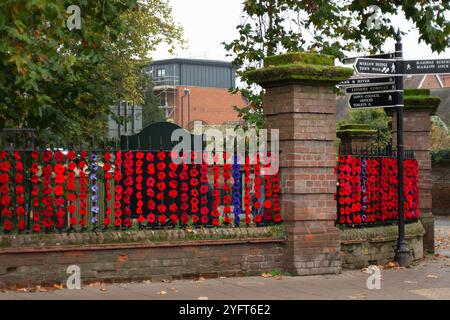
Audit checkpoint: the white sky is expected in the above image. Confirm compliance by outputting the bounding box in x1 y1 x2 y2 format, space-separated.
153 0 450 62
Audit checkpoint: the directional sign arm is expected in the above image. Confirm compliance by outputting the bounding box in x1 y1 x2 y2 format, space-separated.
354 58 398 75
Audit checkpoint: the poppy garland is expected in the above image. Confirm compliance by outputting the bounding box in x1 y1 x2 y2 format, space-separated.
0 151 12 232
103 151 112 227
0 150 283 233
337 155 419 227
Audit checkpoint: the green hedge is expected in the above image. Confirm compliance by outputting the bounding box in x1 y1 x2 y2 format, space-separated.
431 149 450 165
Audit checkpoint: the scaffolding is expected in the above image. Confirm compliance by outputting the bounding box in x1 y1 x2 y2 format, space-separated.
150 64 179 120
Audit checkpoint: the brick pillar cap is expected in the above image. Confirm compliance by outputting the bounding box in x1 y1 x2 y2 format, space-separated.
337 124 377 139
385 89 440 115
244 52 353 88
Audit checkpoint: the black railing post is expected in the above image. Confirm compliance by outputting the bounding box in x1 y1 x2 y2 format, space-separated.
394 29 410 267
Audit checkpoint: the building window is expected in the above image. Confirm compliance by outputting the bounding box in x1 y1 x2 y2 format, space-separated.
156 68 166 78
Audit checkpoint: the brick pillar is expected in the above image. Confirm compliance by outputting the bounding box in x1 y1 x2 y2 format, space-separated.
337 124 377 151
246 53 353 275
388 89 440 254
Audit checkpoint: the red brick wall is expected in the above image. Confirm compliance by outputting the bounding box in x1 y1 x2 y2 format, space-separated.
0 228 285 288
167 86 245 128
432 164 450 216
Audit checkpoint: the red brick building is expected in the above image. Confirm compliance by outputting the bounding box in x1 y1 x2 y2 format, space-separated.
404 74 450 89
146 58 246 129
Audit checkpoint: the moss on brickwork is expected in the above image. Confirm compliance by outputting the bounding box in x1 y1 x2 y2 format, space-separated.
405 89 431 97
402 89 441 114
0 226 286 250
245 52 353 86
264 52 335 67
339 124 372 131
340 221 425 243
245 63 353 85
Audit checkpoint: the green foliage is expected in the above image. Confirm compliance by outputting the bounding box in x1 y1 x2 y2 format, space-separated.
404 96 441 109
431 115 450 151
405 89 431 97
431 149 450 165
224 0 450 126
142 85 166 128
264 52 335 67
338 108 391 148
244 61 353 84
0 0 183 146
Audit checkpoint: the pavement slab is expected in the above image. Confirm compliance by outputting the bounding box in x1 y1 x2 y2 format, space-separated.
0 219 448 300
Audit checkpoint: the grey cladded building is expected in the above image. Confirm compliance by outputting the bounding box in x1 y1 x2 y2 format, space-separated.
146 58 236 89
108 58 241 140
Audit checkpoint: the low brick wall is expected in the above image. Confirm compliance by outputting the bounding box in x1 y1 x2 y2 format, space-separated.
0 227 285 288
432 163 450 216
340 222 425 269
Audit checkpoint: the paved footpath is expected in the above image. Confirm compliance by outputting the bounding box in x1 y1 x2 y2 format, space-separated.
1 218 449 300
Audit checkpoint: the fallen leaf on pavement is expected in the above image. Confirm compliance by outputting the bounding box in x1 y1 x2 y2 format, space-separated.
198 296 209 300
36 286 47 292
100 288 107 292
385 261 400 269
426 274 439 279
142 280 151 284
158 290 167 295
53 284 64 290
274 275 283 280
88 282 105 287
261 273 273 278
404 281 418 284
170 287 178 292
348 293 367 300
16 288 28 292
197 277 206 281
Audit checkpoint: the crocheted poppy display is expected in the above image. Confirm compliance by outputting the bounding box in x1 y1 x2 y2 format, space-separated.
13 152 26 231
30 151 41 233
404 160 420 221
337 155 419 227
232 155 242 225
222 155 232 225
145 152 156 225
0 151 12 232
211 154 221 227
135 152 145 225
0 147 297 232
90 152 99 228
179 156 190 226
243 156 252 224
78 150 88 229
123 151 134 228
53 151 66 230
41 151 54 231
168 157 179 225
199 157 209 225
113 151 123 228
156 151 167 226
66 150 77 228
103 151 112 227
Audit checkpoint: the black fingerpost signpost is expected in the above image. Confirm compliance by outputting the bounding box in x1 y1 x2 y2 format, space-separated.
393 29 409 268
340 30 450 267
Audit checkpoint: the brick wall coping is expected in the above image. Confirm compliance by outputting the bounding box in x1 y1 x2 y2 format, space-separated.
340 221 425 244
0 226 286 254
386 89 440 115
244 52 353 87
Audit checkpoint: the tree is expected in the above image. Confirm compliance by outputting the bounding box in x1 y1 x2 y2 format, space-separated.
142 84 166 128
0 0 183 145
338 108 392 148
224 0 450 124
431 115 450 150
